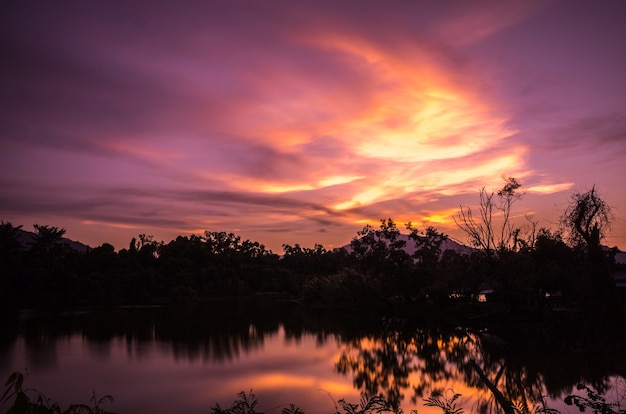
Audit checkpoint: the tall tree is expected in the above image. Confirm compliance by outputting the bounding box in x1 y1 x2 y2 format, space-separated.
350 219 414 302
560 186 624 321
0 221 22 254
0 221 24 307
30 224 66 254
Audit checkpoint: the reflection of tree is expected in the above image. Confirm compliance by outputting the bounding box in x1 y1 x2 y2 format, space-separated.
6 302 305 368
5 301 378 369
5 303 626 412
335 324 626 413
336 327 467 408
462 329 626 414
443 333 545 414
336 333 409 407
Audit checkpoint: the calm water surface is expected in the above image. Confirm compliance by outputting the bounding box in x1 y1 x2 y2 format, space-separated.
0 302 623 414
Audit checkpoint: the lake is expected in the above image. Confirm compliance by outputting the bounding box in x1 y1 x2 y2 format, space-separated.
1 301 624 413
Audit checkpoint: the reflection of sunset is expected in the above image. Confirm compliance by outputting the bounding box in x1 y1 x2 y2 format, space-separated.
5 303 624 414
252 373 317 389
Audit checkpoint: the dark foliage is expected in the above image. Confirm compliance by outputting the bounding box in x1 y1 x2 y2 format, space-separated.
1 371 115 413
0 217 623 333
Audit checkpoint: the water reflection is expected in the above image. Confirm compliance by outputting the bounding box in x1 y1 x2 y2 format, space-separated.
1 303 625 413
336 319 626 413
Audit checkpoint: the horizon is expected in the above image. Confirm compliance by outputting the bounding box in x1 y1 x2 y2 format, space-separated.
1 1 625 253
10 219 626 257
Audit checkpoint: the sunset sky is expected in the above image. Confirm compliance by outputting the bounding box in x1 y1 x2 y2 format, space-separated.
1 1 625 252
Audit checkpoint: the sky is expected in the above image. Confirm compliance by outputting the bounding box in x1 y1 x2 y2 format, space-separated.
1 1 625 253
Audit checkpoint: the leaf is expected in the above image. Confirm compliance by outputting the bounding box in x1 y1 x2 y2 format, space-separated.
2 372 24 405
4 372 18 387
281 404 304 414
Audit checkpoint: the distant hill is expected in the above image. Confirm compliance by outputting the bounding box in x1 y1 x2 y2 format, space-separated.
340 233 475 257
16 228 90 253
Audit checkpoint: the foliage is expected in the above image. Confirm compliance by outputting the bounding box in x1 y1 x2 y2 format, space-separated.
210 391 415 414
4 372 626 414
333 394 413 414
206 385 626 414
31 224 67 253
281 404 305 414
564 383 626 414
424 390 464 414
561 186 612 250
1 371 115 414
211 390 260 414
0 221 22 253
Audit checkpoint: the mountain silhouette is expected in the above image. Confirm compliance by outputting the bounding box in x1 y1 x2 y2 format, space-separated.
16 228 89 253
340 233 475 257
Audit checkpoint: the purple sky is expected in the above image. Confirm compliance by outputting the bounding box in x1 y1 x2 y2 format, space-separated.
2 1 625 252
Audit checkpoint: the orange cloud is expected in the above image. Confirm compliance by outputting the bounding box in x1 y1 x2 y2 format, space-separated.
219 30 530 221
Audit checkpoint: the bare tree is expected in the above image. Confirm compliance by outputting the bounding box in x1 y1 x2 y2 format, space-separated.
454 178 528 256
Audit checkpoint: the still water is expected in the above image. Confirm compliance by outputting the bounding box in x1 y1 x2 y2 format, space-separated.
0 302 624 413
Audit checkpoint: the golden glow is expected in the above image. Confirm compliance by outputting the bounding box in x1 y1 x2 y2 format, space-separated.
420 209 459 225
527 182 574 194
254 182 316 193
226 31 530 223
187 27 544 246
353 89 517 163
333 187 389 210
317 175 365 188
217 174 366 195
253 373 316 389
83 220 141 230
315 380 356 396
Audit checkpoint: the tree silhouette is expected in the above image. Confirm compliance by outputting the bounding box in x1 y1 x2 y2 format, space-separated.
30 224 67 253
561 186 612 264
454 178 533 256
0 221 24 307
349 219 415 302
0 220 22 254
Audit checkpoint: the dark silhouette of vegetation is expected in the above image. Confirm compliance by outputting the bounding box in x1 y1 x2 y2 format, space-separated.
564 383 626 414
557 186 623 330
454 178 537 257
561 186 613 257
4 371 624 414
0 182 624 333
1 371 115 413
424 390 464 414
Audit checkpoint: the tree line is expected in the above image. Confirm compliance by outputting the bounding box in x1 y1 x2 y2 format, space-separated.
1 182 624 316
